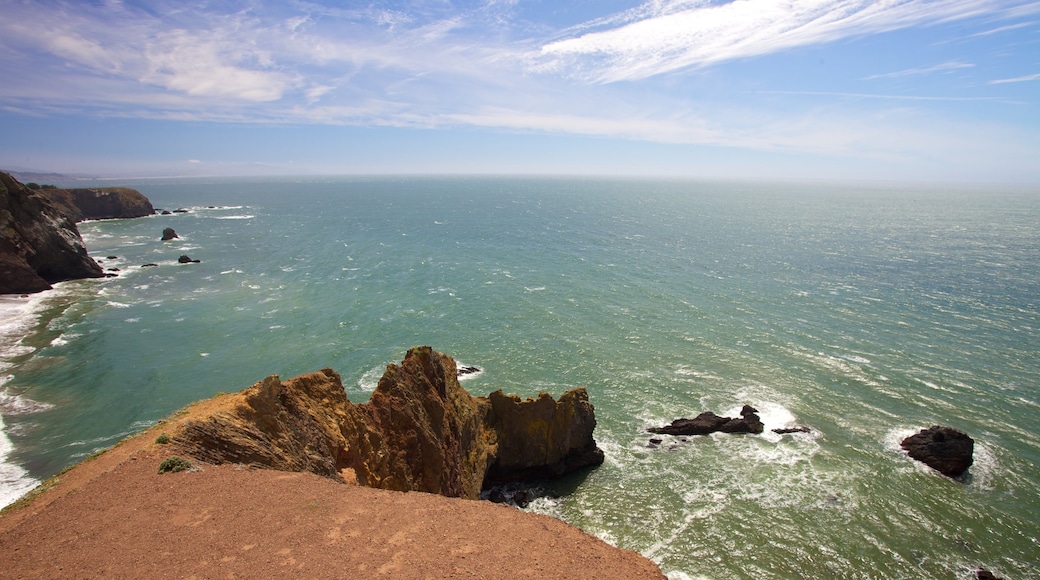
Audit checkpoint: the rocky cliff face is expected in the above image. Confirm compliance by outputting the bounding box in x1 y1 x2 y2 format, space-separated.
169 347 604 499
44 187 154 221
0 171 104 293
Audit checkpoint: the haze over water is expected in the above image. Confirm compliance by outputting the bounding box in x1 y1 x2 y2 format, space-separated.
1 177 1038 578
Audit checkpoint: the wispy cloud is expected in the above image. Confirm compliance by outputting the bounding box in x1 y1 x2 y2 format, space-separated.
537 0 1037 82
757 90 1017 103
989 72 1040 84
863 61 975 80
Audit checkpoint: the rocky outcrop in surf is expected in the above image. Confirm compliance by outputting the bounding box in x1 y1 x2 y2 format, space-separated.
162 227 178 241
900 425 974 478
167 347 604 500
44 186 154 221
649 405 764 437
0 171 104 293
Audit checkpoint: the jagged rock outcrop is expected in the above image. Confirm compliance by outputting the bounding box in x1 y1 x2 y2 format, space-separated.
44 187 154 221
162 227 178 241
484 388 603 484
168 347 604 500
900 425 974 478
0 171 104 293
172 370 352 477
649 405 764 436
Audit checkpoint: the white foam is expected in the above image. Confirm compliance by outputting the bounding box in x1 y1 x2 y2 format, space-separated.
0 413 40 509
358 364 387 392
0 391 55 415
214 215 254 220
455 361 484 382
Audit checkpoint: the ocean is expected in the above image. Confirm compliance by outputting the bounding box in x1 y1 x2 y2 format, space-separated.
1 176 1038 578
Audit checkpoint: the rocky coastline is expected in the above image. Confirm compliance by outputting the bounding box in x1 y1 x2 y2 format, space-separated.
0 171 154 294
0 347 663 578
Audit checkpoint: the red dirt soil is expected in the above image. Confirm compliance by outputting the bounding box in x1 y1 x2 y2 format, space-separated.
0 430 665 579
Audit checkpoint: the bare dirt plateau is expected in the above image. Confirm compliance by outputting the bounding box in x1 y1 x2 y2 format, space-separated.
0 424 664 579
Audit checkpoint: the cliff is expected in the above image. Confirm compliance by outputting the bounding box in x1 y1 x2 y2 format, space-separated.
0 171 104 293
44 186 154 221
168 347 604 499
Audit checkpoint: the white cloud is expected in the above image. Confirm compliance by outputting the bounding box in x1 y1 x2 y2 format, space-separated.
141 29 293 102
537 0 1033 82
863 61 975 80
989 72 1040 84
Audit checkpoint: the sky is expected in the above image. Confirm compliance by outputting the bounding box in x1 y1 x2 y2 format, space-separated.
1 0 1039 183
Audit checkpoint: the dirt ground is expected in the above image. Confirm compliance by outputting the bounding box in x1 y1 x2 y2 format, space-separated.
0 432 665 579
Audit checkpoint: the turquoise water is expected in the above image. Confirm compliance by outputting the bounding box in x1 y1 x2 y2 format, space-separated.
1 177 1038 578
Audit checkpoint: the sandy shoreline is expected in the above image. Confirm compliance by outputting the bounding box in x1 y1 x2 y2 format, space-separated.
0 424 665 579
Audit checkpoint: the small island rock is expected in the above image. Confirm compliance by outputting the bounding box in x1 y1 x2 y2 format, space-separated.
162 227 178 241
178 255 200 264
900 425 974 478
649 405 764 437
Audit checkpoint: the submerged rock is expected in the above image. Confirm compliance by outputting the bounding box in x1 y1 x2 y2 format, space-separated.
773 426 811 435
169 347 604 500
900 425 974 478
178 255 200 264
649 405 764 437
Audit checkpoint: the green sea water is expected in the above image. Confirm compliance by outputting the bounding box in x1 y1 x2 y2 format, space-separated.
1 177 1038 578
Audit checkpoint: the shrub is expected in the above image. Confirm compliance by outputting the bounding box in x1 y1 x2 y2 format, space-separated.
154 433 170 445
157 456 193 474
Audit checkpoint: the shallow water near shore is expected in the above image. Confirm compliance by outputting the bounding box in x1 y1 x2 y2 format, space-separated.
2 176 1038 578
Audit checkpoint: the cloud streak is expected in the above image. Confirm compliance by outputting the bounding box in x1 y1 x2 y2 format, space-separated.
537 0 1038 82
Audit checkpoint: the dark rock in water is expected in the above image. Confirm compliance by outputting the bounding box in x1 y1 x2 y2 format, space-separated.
513 490 531 508
0 171 104 293
900 425 974 478
649 405 764 436
173 208 189 213
457 365 481 377
773 426 811 435
488 489 508 504
976 568 1003 580
161 210 172 215
108 267 120 272
648 438 663 447
162 227 178 241
178 255 200 264
106 255 118 260
141 263 159 268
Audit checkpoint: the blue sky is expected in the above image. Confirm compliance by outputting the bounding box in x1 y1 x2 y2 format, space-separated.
1 0 1038 182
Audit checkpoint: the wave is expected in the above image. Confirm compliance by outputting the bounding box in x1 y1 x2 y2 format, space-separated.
0 416 39 510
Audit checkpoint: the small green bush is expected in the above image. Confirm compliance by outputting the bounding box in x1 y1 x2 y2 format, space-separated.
157 456 193 474
154 433 170 445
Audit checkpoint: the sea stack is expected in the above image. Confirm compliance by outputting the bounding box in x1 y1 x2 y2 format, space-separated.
162 227 178 240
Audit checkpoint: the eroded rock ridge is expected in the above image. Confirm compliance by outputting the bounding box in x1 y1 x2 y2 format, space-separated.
169 346 604 499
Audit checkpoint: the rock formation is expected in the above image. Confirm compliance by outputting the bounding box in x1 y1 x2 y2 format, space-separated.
168 347 604 500
649 405 764 436
44 187 154 221
162 227 178 241
178 255 200 263
484 388 604 484
0 171 104 293
900 425 974 478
